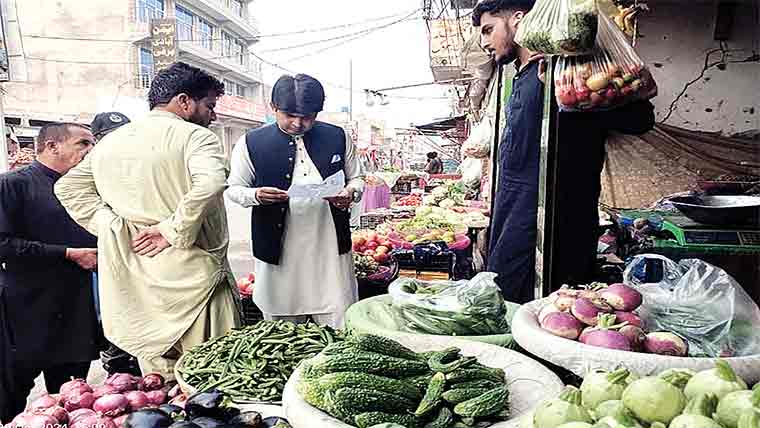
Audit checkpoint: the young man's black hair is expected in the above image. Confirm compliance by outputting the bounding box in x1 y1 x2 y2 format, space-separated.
472 0 535 26
148 62 225 110
271 74 326 115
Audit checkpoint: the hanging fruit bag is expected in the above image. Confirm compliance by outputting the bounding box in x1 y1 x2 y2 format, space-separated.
554 12 658 111
515 0 599 56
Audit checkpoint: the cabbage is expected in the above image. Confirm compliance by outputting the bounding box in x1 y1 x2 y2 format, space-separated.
533 386 593 428
556 423 593 428
714 388 760 428
684 360 748 401
580 369 632 409
621 376 686 425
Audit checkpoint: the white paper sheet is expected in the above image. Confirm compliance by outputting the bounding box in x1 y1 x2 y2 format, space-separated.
287 170 345 199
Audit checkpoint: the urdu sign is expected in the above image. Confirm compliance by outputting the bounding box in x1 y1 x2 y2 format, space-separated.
150 19 178 71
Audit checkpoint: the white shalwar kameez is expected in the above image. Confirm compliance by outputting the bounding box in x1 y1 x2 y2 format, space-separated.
226 131 363 328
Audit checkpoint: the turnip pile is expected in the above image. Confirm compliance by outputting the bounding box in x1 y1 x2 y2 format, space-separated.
538 284 688 356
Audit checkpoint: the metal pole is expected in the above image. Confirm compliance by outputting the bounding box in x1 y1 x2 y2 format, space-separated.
0 92 8 173
349 59 353 123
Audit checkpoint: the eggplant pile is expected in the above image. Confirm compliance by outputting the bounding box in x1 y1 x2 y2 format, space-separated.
538 283 689 356
124 391 292 428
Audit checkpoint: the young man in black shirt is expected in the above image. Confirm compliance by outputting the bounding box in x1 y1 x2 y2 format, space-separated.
474 0 655 302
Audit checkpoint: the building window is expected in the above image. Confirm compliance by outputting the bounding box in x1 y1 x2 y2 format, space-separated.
222 32 234 57
234 40 247 66
230 0 244 17
137 0 164 23
235 84 247 98
198 19 214 50
175 5 194 42
139 48 155 89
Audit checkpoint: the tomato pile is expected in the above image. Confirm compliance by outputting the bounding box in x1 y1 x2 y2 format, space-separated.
395 194 422 207
352 230 394 264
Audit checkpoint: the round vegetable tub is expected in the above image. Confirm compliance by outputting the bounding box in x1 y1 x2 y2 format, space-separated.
512 299 760 384
282 334 563 428
344 294 521 349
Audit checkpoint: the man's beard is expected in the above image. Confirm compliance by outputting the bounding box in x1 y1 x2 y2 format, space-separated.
496 27 519 65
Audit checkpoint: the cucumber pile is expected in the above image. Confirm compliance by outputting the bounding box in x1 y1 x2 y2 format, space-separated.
297 334 511 428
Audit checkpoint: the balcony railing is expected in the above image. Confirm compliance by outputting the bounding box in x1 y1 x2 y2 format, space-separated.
137 4 165 23
136 72 155 89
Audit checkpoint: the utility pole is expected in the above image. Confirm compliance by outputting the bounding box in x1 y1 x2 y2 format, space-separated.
0 93 7 173
348 59 353 123
0 0 8 173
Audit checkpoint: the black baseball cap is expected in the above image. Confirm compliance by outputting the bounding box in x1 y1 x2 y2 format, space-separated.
91 112 131 137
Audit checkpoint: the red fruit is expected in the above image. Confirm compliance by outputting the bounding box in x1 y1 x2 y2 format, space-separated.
605 86 618 100
575 86 591 102
373 253 389 263
590 92 604 106
366 241 379 250
558 87 577 107
621 86 634 96
366 232 378 242
363 250 375 257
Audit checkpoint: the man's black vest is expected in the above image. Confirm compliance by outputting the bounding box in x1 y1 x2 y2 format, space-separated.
245 122 352 265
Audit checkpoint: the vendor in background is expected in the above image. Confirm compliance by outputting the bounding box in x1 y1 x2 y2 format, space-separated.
88 111 142 377
6 128 18 157
425 151 444 174
474 0 654 303
55 62 240 378
226 74 364 329
0 123 99 416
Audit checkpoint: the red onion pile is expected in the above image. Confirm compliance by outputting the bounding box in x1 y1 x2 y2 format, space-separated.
7 373 173 428
538 283 688 356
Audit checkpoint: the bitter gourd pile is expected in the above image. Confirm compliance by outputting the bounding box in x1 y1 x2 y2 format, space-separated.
297 333 511 428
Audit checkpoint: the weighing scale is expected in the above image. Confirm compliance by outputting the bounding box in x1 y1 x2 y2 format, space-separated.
615 210 760 304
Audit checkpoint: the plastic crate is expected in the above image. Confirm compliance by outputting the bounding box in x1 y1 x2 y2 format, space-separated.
391 181 412 194
357 258 400 300
360 213 390 230
392 249 455 277
241 296 264 325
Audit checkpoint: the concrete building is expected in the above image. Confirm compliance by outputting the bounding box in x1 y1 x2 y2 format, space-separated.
1 0 269 154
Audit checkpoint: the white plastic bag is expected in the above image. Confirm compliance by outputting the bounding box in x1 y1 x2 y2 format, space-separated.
516 0 599 55
623 254 760 358
388 272 510 336
460 157 484 189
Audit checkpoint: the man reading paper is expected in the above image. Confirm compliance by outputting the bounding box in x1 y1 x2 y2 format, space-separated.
226 74 364 328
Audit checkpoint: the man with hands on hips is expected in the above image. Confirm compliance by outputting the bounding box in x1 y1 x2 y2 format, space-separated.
227 73 364 328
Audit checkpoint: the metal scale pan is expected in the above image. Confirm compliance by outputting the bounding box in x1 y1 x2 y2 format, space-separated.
669 195 760 227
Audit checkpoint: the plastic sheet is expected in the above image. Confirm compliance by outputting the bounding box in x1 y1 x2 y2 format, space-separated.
623 254 760 358
554 12 657 112
388 272 510 336
516 0 598 55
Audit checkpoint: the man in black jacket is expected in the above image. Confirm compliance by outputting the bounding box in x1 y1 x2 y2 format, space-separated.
474 0 655 303
0 123 100 415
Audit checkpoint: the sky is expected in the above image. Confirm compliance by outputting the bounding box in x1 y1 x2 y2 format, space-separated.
250 0 456 128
